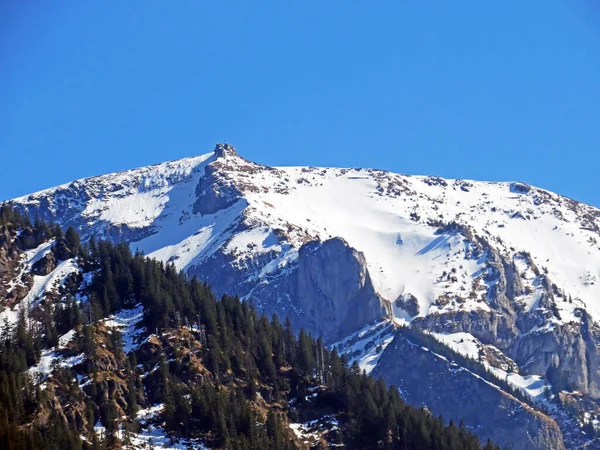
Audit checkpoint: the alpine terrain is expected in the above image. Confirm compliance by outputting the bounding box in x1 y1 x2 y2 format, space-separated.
4 143 600 449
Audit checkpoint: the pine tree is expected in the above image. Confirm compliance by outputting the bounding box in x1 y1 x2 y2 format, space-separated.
65 226 81 256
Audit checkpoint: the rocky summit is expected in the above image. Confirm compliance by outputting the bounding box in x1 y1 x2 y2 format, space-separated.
7 143 600 448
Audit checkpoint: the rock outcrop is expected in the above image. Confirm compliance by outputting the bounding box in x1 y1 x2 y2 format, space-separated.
32 251 56 276
191 236 391 343
394 293 419 317
373 332 566 450
293 238 391 342
412 236 600 403
192 144 245 215
0 227 18 297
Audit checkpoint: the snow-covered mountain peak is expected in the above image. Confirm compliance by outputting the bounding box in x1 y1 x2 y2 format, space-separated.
8 145 600 327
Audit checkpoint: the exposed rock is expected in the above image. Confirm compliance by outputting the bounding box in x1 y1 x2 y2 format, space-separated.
7 283 30 303
293 238 391 342
510 318 600 400
395 293 419 317
413 310 518 350
480 344 519 372
190 237 391 343
53 240 72 261
373 332 566 450
0 237 17 300
32 251 56 276
0 226 14 248
192 146 245 215
412 238 600 404
511 182 532 194
0 228 29 302
214 142 238 159
15 226 39 250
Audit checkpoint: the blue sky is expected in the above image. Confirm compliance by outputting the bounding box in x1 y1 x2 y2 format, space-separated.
1 1 599 205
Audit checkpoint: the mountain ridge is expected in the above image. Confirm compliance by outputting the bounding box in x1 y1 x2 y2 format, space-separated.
10 144 600 322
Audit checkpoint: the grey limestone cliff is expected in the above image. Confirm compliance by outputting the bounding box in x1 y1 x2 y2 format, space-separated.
373 331 566 450
191 236 391 343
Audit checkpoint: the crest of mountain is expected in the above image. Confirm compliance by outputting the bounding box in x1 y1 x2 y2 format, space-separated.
8 143 600 448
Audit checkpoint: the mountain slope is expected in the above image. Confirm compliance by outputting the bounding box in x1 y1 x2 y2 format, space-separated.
8 143 600 448
0 210 500 450
12 144 600 324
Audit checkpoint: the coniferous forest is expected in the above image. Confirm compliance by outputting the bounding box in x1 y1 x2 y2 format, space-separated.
0 205 499 450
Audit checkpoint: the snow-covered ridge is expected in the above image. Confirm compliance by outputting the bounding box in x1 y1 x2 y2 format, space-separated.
12 153 214 239
9 144 600 325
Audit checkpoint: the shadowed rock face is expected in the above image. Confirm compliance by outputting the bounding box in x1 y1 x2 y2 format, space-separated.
395 293 419 317
373 332 566 450
294 238 391 342
213 143 238 159
192 143 284 216
190 236 391 343
192 158 242 215
32 252 56 276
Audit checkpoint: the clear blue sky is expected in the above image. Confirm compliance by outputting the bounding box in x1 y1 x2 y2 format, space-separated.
1 1 599 205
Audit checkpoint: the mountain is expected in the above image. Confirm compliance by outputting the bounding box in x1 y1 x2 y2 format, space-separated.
7 143 600 448
0 207 498 450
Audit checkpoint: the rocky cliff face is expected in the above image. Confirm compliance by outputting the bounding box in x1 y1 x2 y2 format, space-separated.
294 238 391 342
373 332 566 450
410 225 600 406
191 236 390 343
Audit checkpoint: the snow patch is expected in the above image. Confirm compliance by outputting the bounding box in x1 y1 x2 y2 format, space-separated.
430 331 553 405
102 304 146 353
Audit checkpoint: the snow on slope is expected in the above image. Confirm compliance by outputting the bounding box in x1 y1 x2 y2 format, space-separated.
331 320 397 374
10 147 600 325
217 159 600 324
13 153 214 245
431 331 553 405
248 167 491 317
92 404 209 449
1 240 80 333
102 304 146 353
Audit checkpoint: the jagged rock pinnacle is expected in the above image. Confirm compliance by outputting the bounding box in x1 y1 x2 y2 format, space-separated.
214 143 238 159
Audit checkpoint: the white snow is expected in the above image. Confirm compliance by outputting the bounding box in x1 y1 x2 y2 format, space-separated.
488 366 552 404
29 349 85 384
290 421 320 443
15 154 213 234
1 240 79 335
14 149 600 326
430 332 481 360
290 415 338 445
430 331 553 404
331 320 396 374
59 329 77 348
244 165 600 324
115 404 209 449
25 258 78 306
102 304 146 353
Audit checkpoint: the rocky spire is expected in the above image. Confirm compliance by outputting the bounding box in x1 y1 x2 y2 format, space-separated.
214 143 238 159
